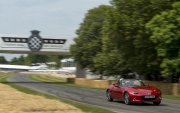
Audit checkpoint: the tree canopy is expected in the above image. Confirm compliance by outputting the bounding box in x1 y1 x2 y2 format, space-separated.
146 2 180 76
9 55 25 65
71 0 180 79
70 5 112 73
0 56 8 64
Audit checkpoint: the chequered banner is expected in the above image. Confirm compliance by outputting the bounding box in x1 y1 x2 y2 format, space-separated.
1 37 66 44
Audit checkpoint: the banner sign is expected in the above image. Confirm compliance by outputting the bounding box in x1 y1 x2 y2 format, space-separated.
1 43 28 48
1 30 67 52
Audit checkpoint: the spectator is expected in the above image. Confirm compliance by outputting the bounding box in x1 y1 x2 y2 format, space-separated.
179 77 180 83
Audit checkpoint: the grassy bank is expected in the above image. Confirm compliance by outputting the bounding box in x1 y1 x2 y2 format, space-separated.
29 74 180 101
162 94 180 100
0 73 115 113
29 74 105 90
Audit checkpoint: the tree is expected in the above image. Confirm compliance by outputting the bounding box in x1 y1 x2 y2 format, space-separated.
70 5 112 73
146 2 180 76
9 57 18 65
48 55 61 69
97 0 179 76
0 56 8 64
24 54 49 65
18 55 25 65
93 7 131 76
71 0 179 77
10 55 25 65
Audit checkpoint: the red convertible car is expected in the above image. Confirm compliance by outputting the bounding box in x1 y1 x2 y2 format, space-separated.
106 78 162 105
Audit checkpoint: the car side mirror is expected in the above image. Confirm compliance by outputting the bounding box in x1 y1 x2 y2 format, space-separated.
146 84 149 86
114 84 119 87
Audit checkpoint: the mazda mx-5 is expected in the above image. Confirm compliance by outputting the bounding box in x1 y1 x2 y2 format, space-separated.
106 78 162 105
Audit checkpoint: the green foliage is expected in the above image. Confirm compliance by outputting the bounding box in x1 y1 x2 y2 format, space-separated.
70 5 112 73
48 55 61 69
94 50 129 75
9 55 25 65
70 0 180 77
99 0 179 75
146 2 180 76
24 54 49 65
0 56 8 64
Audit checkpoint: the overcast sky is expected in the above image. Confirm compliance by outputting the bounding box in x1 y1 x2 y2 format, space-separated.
0 0 110 61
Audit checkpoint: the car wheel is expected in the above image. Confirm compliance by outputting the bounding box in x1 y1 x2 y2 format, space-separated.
153 102 161 105
124 92 131 105
106 90 113 101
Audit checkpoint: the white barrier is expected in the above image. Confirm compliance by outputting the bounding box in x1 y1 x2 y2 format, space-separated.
20 71 76 78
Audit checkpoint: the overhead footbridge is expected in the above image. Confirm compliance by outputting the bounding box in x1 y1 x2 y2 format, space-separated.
0 30 86 78
0 30 74 55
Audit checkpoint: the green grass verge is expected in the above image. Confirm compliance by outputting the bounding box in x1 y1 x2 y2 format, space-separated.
162 94 180 100
29 74 106 90
29 74 180 101
0 73 115 113
0 72 15 82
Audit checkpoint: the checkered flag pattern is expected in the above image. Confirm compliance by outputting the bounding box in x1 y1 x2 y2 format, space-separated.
29 37 42 49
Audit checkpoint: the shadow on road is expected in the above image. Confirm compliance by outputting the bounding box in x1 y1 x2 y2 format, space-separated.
113 100 168 106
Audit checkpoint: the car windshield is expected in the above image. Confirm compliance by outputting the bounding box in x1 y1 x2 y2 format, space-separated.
122 79 145 86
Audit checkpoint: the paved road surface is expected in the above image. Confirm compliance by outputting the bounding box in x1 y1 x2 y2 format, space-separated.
7 74 180 113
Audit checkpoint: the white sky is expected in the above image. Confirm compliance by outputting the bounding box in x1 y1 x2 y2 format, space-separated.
0 0 110 61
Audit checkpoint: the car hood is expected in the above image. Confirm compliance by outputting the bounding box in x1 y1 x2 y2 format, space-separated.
130 86 159 92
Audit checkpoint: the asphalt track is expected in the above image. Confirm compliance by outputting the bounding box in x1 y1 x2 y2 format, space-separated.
7 74 180 113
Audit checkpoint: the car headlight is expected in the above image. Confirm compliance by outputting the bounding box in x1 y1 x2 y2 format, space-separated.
156 90 161 94
132 91 139 94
